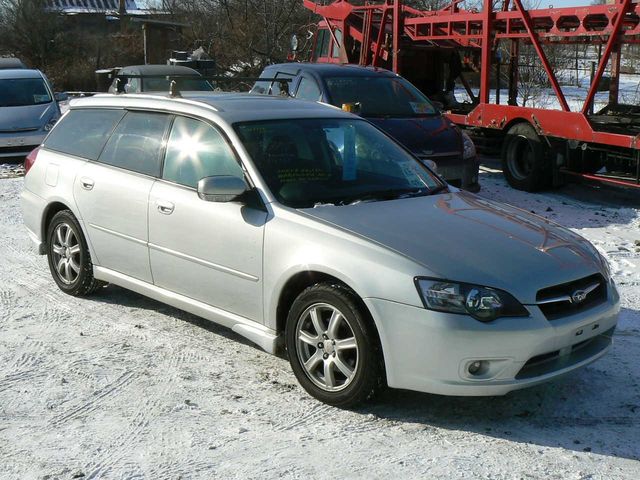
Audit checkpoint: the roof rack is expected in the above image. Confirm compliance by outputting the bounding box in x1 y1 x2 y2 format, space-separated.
111 75 293 98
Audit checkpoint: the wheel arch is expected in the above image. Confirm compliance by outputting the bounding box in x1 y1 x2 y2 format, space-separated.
502 118 534 135
41 200 95 262
42 201 73 246
274 270 382 350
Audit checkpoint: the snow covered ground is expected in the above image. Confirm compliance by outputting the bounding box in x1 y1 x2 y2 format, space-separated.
1 166 639 479
455 72 640 112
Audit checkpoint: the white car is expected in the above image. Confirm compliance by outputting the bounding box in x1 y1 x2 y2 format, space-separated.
21 92 619 406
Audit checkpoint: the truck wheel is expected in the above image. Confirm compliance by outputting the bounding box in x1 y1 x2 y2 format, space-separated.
501 122 551 192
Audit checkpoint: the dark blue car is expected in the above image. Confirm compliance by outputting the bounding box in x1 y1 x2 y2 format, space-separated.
252 63 479 191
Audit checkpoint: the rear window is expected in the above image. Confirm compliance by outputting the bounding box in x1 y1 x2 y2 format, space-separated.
97 111 172 177
44 109 125 160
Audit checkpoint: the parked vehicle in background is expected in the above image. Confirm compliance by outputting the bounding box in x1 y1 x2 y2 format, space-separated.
21 93 619 407
107 64 214 94
0 69 66 159
0 58 27 70
252 63 480 191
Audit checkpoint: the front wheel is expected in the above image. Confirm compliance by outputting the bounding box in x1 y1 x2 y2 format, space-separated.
285 283 383 408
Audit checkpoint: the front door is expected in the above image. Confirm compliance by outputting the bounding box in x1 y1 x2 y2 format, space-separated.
148 115 267 322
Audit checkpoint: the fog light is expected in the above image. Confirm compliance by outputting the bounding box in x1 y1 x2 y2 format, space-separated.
468 361 481 374
468 360 488 376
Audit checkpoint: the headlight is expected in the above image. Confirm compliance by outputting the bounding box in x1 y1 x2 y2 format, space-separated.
415 278 529 322
598 252 612 282
44 118 58 132
461 131 476 160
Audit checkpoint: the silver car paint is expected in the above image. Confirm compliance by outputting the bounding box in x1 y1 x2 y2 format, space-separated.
21 93 619 396
73 161 156 283
148 180 267 322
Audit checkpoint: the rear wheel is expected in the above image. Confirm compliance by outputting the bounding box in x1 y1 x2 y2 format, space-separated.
46 210 104 296
501 122 551 192
285 283 382 408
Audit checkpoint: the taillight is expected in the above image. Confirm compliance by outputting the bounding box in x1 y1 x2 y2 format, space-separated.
24 147 40 175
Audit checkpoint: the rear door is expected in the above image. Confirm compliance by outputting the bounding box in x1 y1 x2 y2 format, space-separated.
73 110 172 283
148 115 267 322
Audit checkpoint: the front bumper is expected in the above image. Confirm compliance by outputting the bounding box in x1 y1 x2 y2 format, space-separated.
364 281 619 396
0 131 45 158
419 154 480 192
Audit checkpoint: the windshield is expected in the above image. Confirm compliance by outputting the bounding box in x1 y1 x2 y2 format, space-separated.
0 78 51 107
235 118 444 208
143 77 213 92
325 76 438 118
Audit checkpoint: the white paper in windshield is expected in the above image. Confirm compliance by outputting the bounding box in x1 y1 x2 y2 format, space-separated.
409 102 432 114
399 161 430 188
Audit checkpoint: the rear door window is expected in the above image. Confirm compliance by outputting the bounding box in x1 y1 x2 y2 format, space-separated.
295 77 322 101
162 116 243 188
98 111 172 177
44 109 125 160
270 72 294 96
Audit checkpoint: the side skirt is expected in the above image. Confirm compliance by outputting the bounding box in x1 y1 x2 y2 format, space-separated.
94 266 279 354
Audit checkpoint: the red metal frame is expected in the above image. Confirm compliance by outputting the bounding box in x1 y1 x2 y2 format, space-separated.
303 0 640 188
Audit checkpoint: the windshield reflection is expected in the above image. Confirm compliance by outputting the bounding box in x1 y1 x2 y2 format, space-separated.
235 118 444 208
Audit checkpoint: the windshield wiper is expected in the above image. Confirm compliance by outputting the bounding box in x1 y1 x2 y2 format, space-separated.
426 184 449 195
336 188 427 205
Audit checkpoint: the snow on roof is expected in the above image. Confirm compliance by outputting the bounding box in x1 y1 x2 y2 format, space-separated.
50 0 139 13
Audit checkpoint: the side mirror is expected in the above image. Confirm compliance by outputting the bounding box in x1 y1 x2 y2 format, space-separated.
54 92 68 102
431 100 444 111
197 175 248 202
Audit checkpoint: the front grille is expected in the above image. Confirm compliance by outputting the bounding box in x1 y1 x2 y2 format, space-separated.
0 145 34 156
0 127 38 133
536 273 607 320
516 327 614 379
416 153 461 164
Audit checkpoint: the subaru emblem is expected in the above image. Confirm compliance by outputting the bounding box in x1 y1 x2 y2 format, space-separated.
571 290 588 303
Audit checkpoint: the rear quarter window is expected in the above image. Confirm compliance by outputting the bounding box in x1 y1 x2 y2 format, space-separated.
44 109 125 160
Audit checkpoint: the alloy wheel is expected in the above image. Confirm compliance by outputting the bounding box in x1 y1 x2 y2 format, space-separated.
295 303 359 392
51 222 81 285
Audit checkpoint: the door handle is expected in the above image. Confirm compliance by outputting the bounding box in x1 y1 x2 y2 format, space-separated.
80 177 94 190
156 200 175 215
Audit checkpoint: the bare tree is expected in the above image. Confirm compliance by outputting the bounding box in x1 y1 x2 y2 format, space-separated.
0 0 62 68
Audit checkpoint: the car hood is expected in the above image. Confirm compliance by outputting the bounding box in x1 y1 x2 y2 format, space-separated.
300 192 604 304
0 103 55 131
366 115 462 156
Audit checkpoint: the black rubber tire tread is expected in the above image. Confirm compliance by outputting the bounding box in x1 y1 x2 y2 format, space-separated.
285 282 383 408
46 209 105 297
501 122 552 192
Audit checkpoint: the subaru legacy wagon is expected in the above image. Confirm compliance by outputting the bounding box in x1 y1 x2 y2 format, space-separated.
21 93 619 407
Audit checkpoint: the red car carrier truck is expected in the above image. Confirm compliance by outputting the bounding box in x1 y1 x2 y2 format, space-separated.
302 0 640 192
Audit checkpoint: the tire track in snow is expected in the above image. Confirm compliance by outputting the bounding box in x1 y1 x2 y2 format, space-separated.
49 371 135 427
273 401 334 432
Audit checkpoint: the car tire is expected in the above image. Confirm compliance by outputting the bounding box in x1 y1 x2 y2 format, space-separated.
285 282 383 408
501 122 552 192
46 210 104 296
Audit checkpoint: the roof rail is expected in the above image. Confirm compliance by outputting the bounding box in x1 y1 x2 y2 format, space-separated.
111 75 293 98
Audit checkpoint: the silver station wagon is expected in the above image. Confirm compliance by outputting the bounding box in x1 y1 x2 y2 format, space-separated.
21 93 620 407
